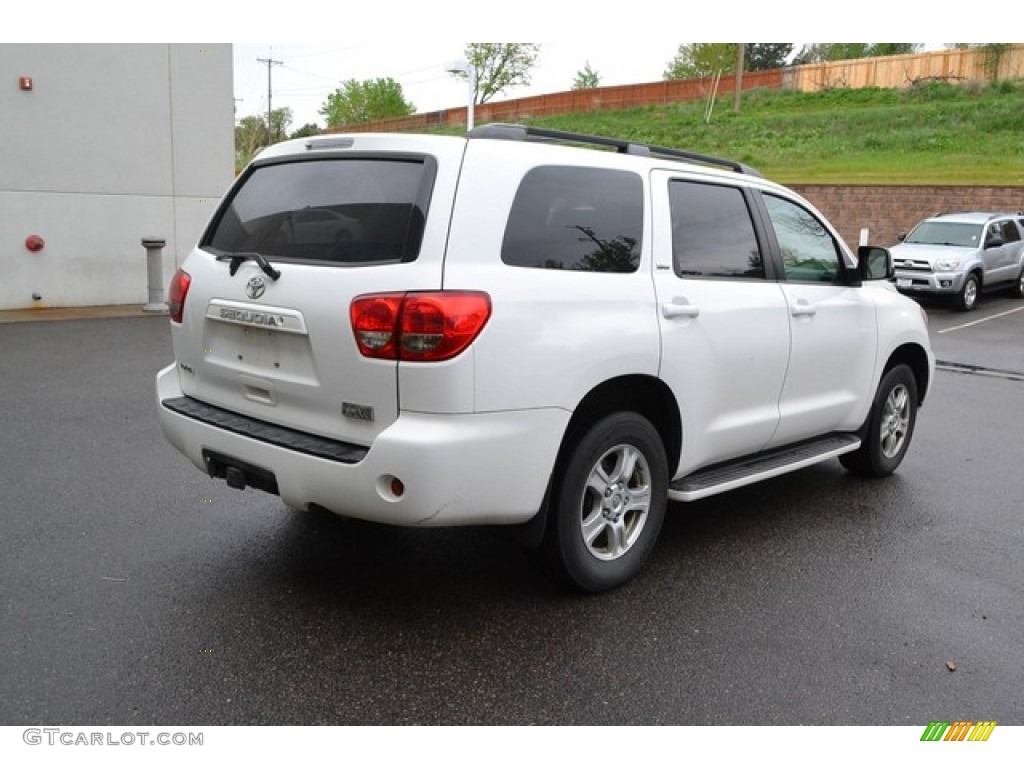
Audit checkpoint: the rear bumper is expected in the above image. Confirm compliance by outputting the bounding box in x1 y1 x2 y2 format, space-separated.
156 364 569 526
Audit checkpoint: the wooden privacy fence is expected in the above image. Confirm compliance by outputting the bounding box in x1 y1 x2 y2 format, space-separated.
334 70 783 134
788 45 1024 91
332 45 1024 134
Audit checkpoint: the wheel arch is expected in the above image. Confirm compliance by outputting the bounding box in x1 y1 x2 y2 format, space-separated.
560 374 682 475
515 375 681 548
883 343 931 405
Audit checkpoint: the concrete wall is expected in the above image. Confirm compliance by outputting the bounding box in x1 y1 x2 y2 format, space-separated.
791 185 1024 250
0 44 234 310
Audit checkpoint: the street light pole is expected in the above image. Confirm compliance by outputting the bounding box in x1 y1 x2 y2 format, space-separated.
465 63 476 131
446 61 477 132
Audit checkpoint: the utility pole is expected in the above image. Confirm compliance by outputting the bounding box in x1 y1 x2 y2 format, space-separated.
734 44 745 113
257 53 283 145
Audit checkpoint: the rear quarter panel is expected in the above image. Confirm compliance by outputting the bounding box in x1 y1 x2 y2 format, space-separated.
438 139 661 414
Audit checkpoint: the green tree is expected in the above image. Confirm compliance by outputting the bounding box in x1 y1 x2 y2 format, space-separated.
664 44 737 79
573 61 601 90
319 78 415 127
454 43 540 104
744 43 793 71
234 107 292 172
289 123 320 139
869 43 919 57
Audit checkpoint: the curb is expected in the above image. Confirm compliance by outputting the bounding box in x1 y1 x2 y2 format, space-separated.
0 304 164 324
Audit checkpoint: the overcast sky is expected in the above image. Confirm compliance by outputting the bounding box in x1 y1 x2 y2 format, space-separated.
11 0 988 131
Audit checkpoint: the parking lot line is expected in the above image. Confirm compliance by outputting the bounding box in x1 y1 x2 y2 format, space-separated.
937 306 1024 334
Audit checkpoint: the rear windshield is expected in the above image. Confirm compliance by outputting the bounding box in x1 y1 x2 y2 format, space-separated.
203 157 434 265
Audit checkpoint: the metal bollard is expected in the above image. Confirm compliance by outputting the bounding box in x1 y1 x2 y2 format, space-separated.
142 237 169 314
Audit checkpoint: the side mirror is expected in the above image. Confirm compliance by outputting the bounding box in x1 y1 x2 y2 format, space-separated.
858 245 893 281
985 235 1005 249
897 232 907 242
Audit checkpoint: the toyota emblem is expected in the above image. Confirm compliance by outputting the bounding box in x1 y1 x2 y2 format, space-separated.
246 275 267 300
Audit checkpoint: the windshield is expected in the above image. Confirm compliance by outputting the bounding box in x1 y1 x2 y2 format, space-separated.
905 221 982 247
203 157 434 265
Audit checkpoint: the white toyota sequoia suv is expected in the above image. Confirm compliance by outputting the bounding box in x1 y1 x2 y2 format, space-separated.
157 124 934 591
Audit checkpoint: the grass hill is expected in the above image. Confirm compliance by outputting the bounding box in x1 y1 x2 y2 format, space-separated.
458 81 1024 186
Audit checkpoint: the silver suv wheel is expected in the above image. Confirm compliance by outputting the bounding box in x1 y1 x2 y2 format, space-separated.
879 383 911 459
580 443 652 561
957 274 979 311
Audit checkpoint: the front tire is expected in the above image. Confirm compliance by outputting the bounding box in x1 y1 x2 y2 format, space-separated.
545 412 668 592
955 273 980 311
840 364 918 477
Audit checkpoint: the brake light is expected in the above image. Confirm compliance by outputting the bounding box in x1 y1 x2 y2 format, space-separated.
168 269 191 323
350 291 491 361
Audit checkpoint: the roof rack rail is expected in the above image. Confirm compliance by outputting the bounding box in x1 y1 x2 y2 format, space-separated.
466 123 761 177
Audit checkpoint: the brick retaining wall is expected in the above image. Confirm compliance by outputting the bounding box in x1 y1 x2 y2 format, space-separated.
790 185 1024 249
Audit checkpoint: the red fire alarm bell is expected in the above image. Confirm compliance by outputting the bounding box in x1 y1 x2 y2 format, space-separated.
19 76 33 91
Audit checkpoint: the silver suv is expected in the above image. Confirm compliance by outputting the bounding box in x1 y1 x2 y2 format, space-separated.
891 211 1024 311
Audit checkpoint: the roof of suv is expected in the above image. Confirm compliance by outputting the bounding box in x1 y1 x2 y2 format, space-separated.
924 211 1017 224
466 123 763 177
275 123 764 180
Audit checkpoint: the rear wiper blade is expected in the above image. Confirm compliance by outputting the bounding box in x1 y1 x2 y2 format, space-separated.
216 251 281 281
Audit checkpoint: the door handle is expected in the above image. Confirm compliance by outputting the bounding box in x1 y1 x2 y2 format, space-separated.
790 300 817 318
662 300 700 319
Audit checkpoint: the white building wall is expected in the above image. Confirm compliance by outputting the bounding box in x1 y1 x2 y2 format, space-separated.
0 43 233 309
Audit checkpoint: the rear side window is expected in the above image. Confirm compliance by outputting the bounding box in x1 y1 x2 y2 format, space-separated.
203 157 434 265
501 166 643 273
669 180 764 279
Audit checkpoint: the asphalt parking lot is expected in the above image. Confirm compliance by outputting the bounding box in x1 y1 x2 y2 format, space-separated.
1 293 1022 726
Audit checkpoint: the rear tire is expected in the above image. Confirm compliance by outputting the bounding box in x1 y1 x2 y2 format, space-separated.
1009 268 1024 299
840 364 918 477
545 412 667 592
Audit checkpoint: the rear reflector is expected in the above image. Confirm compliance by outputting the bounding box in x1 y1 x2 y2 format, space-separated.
169 269 191 324
350 291 491 361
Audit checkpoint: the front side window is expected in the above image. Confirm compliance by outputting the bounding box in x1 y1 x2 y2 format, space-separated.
989 220 1021 245
669 180 764 279
764 194 842 283
501 166 643 273
204 158 433 265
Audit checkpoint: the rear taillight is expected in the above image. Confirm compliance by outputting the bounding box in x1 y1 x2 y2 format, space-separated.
168 269 191 324
350 291 491 362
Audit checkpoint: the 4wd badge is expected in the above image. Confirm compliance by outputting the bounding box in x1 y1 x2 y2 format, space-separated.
246 275 267 300
342 402 374 421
